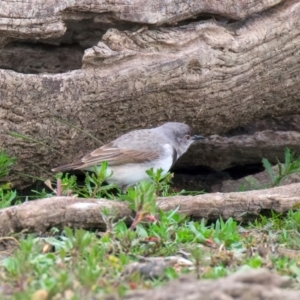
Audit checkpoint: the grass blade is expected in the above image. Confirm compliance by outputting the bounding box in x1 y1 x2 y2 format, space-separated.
8 131 70 161
262 157 275 184
53 117 103 145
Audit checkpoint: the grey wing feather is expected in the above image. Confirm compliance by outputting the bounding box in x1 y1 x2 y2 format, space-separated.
78 142 162 168
52 142 163 171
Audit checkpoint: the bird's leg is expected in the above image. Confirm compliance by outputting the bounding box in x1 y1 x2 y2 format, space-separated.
121 185 128 194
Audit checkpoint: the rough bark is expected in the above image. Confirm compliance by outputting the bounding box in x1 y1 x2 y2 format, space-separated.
0 0 282 46
0 0 300 188
1 183 300 236
120 269 299 300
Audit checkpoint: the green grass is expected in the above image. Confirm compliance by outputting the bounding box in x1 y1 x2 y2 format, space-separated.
263 148 300 187
2 148 300 298
0 150 19 208
2 209 300 299
239 148 300 191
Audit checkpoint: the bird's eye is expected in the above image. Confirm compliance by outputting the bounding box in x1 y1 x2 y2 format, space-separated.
185 135 190 140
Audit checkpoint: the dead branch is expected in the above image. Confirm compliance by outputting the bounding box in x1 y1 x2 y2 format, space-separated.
1 183 300 236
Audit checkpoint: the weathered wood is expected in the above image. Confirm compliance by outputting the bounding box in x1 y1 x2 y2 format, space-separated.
178 130 300 171
1 183 300 236
158 183 300 220
0 198 132 236
0 0 282 46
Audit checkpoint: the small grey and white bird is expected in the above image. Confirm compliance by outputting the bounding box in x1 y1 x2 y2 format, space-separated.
52 122 205 191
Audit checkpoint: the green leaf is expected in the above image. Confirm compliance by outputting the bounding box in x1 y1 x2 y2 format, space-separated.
0 150 16 178
262 157 275 184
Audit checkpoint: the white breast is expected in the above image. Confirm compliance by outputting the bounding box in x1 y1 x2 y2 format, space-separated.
105 144 175 188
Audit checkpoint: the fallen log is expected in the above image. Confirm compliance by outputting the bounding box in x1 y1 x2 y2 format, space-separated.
1 183 300 236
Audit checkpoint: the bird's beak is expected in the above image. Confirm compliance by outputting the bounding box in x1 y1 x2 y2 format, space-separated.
191 135 205 140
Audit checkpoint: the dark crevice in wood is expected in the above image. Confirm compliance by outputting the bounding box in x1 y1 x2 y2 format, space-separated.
222 163 265 180
0 17 147 74
172 163 265 192
159 14 235 28
0 42 84 74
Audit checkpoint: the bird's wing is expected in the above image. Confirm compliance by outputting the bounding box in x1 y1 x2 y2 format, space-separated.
73 142 163 169
52 142 177 172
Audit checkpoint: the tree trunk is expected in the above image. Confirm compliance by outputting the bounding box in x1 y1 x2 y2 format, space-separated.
0 0 300 187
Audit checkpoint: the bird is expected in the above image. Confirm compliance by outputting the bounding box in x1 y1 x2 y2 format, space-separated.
52 122 205 191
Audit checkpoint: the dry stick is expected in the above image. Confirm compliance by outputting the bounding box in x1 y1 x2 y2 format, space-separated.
1 183 300 236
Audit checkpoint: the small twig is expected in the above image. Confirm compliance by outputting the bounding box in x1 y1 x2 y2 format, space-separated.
56 179 62 196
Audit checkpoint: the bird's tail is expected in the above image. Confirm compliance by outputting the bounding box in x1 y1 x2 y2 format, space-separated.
51 161 83 172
